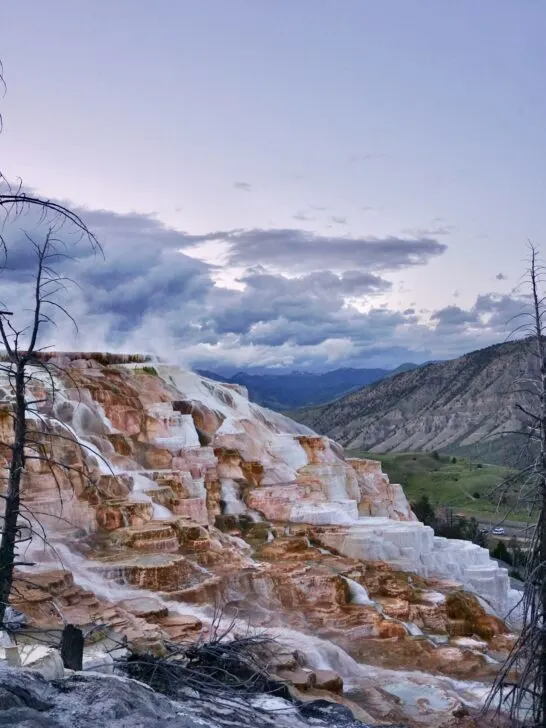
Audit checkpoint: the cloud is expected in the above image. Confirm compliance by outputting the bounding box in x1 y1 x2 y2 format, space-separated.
233 181 252 192
401 225 455 237
209 269 392 338
472 292 531 329
430 305 479 328
182 228 448 274
331 215 348 225
292 210 316 222
0 199 522 372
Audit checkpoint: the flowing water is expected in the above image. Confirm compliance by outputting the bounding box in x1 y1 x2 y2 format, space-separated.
343 577 376 607
5 365 509 722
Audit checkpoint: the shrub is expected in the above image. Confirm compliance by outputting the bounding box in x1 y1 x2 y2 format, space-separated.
509 568 524 581
491 540 512 565
135 366 159 376
411 494 436 527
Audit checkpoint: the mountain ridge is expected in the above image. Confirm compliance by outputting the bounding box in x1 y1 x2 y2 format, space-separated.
196 363 419 411
289 339 536 465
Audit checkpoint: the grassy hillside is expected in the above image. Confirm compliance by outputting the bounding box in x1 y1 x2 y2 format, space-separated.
347 450 531 522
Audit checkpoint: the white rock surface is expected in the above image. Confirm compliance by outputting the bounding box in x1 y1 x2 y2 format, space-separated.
15 360 520 628
320 516 520 620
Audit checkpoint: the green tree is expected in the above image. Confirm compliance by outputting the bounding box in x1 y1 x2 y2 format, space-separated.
411 494 436 527
491 540 512 565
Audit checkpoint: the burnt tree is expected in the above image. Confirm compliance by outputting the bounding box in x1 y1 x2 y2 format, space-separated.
485 245 546 726
0 229 98 626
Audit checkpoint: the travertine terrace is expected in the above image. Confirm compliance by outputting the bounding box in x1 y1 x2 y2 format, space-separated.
0 354 522 725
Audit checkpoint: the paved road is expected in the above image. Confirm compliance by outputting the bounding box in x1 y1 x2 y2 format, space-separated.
477 518 535 541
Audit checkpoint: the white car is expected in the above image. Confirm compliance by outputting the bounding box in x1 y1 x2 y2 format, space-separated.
492 526 505 535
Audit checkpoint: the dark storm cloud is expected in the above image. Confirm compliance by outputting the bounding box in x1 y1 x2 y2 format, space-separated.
187 228 448 273
473 292 531 329
428 293 532 336
208 269 392 337
234 306 412 348
0 199 514 371
240 269 391 297
430 305 479 327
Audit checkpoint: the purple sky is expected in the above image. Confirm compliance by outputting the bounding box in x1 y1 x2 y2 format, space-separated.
0 1 545 370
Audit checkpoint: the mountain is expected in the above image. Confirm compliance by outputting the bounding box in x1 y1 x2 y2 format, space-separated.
290 339 536 465
196 365 419 411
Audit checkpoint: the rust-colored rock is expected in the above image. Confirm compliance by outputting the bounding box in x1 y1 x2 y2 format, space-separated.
446 591 508 639
276 668 316 691
3 356 516 728
158 614 203 640
314 669 344 695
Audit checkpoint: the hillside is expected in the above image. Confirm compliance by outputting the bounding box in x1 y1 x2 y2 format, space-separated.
347 450 528 522
196 363 417 411
290 339 536 465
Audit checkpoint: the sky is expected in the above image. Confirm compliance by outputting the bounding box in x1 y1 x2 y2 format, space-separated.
0 1 545 372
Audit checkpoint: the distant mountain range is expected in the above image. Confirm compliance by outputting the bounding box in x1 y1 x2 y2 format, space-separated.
289 340 536 466
196 363 418 411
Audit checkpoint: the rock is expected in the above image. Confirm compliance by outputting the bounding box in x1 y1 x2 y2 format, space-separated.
21 648 64 680
119 597 169 622
0 667 371 727
82 650 115 674
60 625 84 671
157 615 203 640
446 591 508 639
2 606 27 630
4 357 519 725
276 668 316 691
314 669 344 695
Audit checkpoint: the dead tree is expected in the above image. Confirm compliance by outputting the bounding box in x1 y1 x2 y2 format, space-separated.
0 228 100 628
484 245 546 726
0 59 102 628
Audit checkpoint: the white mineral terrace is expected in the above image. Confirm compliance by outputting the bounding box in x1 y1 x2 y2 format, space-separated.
8 362 522 624
319 515 520 620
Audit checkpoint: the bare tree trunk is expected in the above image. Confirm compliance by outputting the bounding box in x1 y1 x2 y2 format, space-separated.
60 624 84 671
0 61 99 630
540 481 546 727
484 247 546 726
531 252 546 727
0 361 26 626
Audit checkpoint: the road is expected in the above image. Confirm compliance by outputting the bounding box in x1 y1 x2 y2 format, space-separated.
476 518 536 541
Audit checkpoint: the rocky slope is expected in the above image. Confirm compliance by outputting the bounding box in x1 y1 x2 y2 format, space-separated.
0 354 521 726
0 667 373 728
290 340 534 462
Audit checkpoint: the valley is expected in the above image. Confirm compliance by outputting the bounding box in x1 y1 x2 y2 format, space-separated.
198 364 418 411
347 451 531 525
